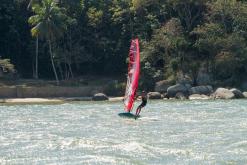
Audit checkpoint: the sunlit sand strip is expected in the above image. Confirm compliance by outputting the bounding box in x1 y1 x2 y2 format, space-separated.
109 97 124 102
0 97 124 104
1 98 63 104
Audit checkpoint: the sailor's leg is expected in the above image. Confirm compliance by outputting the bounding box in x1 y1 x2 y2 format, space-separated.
135 106 141 116
134 108 139 120
136 106 142 116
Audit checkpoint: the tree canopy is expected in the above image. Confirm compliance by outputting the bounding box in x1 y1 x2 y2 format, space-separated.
0 0 247 89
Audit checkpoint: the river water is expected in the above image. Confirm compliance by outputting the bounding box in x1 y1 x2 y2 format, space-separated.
0 100 247 165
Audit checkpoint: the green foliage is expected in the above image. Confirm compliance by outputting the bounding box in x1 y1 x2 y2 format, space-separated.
169 58 179 73
28 0 74 40
104 81 126 96
193 23 226 58
28 0 74 84
139 62 162 90
192 0 247 85
141 17 189 83
1 0 247 89
0 59 15 73
87 7 103 27
188 61 201 85
167 0 207 31
215 51 236 79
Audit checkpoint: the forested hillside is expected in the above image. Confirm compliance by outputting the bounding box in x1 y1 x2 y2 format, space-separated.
1 0 247 89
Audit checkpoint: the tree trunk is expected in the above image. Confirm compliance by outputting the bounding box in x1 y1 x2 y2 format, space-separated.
68 29 74 79
48 39 59 85
32 58 35 78
27 0 33 10
58 63 64 80
63 51 69 79
64 62 68 79
35 36 39 79
68 63 74 79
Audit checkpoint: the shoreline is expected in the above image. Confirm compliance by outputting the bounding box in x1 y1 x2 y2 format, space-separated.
0 96 245 105
0 97 124 105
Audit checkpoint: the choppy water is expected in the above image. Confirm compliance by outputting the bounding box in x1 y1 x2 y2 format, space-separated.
0 100 247 165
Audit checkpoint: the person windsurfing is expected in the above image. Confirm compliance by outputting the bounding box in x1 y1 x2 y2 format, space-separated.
135 91 147 119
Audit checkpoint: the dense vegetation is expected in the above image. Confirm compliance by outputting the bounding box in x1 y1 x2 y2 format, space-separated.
1 0 247 89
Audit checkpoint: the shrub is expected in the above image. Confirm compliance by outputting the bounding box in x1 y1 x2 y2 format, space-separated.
104 81 126 96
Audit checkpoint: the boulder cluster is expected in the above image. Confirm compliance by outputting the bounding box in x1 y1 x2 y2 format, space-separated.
150 80 247 100
92 80 247 101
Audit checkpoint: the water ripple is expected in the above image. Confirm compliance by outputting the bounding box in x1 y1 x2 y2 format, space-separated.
1 100 247 164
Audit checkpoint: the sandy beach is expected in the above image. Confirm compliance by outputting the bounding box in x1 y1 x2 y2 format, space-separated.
0 97 124 104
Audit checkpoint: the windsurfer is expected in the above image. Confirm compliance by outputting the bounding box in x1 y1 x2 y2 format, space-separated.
135 91 147 119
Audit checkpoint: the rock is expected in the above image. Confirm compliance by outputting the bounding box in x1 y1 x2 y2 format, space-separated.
155 80 173 93
230 88 244 98
184 84 192 89
189 94 210 100
148 92 162 99
175 92 187 100
189 85 213 95
92 93 109 101
214 88 235 99
163 93 169 99
243 92 247 98
167 84 189 98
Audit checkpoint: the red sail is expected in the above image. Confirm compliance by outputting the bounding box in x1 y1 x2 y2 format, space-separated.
124 39 140 112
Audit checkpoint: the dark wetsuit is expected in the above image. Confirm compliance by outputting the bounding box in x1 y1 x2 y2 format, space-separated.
135 95 147 118
138 96 147 108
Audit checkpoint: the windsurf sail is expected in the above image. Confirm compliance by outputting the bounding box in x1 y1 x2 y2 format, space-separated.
123 39 140 112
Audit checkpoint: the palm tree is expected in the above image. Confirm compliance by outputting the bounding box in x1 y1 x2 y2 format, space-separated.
28 0 41 79
28 0 71 85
